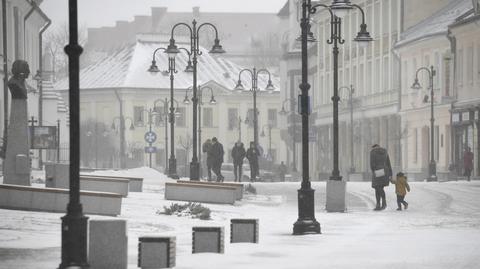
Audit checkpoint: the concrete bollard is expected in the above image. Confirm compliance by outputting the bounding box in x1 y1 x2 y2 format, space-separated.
230 219 259 243
138 236 176 268
192 227 224 254
88 219 128 269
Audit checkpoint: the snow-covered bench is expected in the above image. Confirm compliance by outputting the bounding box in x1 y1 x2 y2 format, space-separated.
81 174 143 192
79 176 130 197
0 184 122 216
177 180 244 200
165 182 236 204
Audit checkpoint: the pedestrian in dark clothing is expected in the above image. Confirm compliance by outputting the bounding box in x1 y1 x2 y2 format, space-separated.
370 144 392 211
278 161 287 182
246 141 260 182
391 172 410 211
231 141 246 182
209 137 224 182
463 147 474 181
203 139 213 181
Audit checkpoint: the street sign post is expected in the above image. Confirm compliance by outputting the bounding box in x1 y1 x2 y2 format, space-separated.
144 131 157 144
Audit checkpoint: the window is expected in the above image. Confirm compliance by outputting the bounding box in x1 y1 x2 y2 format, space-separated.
154 106 164 127
374 58 380 92
467 46 474 84
228 108 238 130
382 57 389 91
477 45 480 80
176 107 186 127
203 107 213 128
246 109 254 128
268 109 277 127
367 61 372 95
133 106 144 126
457 49 463 86
435 126 440 161
414 128 418 163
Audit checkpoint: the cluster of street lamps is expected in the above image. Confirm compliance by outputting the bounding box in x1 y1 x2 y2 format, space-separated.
292 0 372 235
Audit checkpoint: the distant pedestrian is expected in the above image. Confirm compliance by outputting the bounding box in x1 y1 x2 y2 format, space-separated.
278 161 287 181
231 141 246 182
246 142 260 182
370 144 392 211
202 139 213 181
391 172 410 211
463 147 474 181
209 137 224 182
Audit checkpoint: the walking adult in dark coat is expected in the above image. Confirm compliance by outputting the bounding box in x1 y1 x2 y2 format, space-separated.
231 142 246 182
246 141 260 182
209 137 224 182
202 139 213 181
370 144 392 210
463 147 474 181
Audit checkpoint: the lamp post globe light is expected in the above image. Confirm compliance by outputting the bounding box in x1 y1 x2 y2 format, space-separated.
234 68 275 151
148 47 190 179
411 66 437 182
165 19 225 180
184 85 216 179
278 98 298 172
339 85 355 174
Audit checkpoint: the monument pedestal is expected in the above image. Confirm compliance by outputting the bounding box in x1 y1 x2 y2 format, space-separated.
4 99 30 186
326 180 347 212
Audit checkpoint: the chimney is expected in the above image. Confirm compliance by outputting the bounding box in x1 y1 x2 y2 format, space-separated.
193 6 200 18
151 7 168 32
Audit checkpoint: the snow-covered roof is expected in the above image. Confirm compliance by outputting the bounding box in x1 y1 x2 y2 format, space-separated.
55 39 280 92
395 0 473 48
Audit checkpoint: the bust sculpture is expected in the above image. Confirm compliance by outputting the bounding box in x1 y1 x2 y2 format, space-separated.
7 60 30 99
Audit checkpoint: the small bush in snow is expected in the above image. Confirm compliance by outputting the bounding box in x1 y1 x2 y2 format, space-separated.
244 184 257 195
158 202 211 220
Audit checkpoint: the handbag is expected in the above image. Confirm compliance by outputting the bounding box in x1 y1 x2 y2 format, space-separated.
374 168 385 178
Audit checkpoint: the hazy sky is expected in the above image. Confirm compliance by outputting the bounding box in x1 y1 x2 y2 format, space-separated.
42 0 287 30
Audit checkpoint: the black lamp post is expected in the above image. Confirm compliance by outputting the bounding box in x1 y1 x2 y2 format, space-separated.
111 116 135 168
149 47 191 179
165 19 225 180
279 98 298 172
184 85 216 179
154 98 181 176
411 66 437 181
59 0 88 267
339 85 355 173
234 68 275 150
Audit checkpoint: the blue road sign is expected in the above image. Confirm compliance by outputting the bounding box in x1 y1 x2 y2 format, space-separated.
144 131 157 143
145 146 157 153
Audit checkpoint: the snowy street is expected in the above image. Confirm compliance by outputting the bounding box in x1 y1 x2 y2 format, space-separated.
1 169 480 269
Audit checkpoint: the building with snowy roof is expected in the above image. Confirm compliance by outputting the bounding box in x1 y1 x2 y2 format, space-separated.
54 34 282 173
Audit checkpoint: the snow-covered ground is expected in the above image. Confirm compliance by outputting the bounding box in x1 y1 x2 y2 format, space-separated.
1 168 480 268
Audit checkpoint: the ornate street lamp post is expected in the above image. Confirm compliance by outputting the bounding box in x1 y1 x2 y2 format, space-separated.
279 98 298 172
293 0 372 234
59 0 88 267
154 98 181 175
411 66 437 181
339 85 355 173
234 68 275 149
149 47 191 178
184 85 216 179
165 19 225 180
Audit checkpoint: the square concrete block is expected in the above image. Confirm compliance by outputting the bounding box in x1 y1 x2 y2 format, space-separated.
89 219 128 269
230 219 259 243
138 236 176 268
326 180 347 212
192 227 224 254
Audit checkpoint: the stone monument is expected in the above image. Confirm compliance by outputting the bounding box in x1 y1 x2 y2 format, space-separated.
4 60 31 186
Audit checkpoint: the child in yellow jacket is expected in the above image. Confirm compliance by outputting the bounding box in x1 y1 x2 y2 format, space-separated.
391 172 410 211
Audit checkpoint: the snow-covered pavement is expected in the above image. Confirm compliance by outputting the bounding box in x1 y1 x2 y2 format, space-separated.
1 168 480 268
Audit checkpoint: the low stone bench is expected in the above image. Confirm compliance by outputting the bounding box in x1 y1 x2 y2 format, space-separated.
89 219 128 269
0 184 122 216
165 182 236 205
138 236 176 268
177 180 243 200
230 219 259 243
192 227 224 254
79 176 129 197
81 174 143 192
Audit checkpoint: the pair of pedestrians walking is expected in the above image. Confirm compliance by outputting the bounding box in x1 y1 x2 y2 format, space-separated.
202 137 224 182
231 141 260 182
